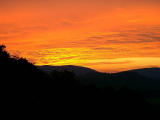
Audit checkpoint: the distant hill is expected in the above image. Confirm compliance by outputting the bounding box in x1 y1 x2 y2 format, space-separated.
38 65 160 94
128 68 160 80
38 65 160 80
37 65 97 76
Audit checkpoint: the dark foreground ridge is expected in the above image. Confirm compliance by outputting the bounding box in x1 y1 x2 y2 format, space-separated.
0 45 159 117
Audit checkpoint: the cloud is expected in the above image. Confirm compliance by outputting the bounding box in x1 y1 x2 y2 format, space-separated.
83 61 131 66
81 25 160 45
92 47 116 50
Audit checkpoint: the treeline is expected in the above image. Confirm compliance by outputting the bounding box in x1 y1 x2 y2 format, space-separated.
0 45 153 116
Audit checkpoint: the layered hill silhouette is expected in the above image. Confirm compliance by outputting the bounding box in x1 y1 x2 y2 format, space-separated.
38 65 160 80
0 45 159 115
38 65 160 93
38 65 97 76
129 68 160 80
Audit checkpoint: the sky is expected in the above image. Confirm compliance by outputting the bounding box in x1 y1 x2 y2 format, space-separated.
1 0 160 72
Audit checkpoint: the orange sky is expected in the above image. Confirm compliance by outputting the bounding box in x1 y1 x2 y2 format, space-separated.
1 0 160 72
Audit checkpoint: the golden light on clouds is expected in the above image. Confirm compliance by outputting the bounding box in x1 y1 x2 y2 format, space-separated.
1 0 160 72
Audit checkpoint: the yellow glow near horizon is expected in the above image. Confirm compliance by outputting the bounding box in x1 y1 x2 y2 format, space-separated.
1 0 160 72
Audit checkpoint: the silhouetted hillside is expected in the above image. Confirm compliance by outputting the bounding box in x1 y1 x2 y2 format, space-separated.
0 45 50 107
128 68 160 80
38 65 97 76
39 65 160 92
39 65 160 80
0 45 158 115
110 71 160 94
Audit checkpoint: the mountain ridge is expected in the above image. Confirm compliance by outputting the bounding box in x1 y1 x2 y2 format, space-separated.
37 65 98 76
38 65 160 80
38 65 160 93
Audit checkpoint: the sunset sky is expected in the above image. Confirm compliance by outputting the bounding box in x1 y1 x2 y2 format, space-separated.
1 0 160 72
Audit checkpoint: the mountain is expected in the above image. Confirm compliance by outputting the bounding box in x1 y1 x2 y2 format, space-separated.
38 65 160 94
128 68 160 80
38 65 160 80
37 65 97 76
37 65 110 86
110 71 155 91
